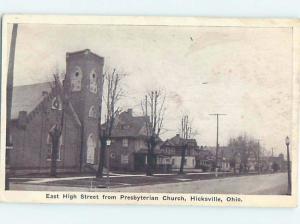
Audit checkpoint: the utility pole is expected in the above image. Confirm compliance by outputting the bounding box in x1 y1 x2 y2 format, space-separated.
257 139 261 174
209 113 226 175
6 24 18 190
257 139 262 174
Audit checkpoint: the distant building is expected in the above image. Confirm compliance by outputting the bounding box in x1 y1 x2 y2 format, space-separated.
261 153 286 172
161 134 198 170
195 147 215 172
9 49 104 175
217 147 232 172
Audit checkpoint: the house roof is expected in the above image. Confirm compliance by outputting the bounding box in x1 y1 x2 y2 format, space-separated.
12 82 52 119
219 147 237 159
110 109 148 137
196 149 215 160
205 146 237 160
163 134 198 147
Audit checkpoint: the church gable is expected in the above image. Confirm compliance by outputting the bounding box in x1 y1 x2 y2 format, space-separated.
10 83 82 174
12 81 81 129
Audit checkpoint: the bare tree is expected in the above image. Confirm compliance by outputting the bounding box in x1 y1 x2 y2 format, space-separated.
141 90 166 176
49 74 66 177
179 115 192 174
97 69 124 178
228 134 260 174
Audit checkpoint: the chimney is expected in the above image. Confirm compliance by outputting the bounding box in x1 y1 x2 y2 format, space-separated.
42 91 48 97
127 108 133 116
18 111 27 129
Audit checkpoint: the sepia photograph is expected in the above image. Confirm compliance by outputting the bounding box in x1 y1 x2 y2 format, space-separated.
0 15 299 207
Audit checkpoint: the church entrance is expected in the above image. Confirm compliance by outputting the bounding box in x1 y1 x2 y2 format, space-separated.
86 133 96 164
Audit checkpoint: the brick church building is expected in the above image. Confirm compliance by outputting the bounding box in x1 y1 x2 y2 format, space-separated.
9 49 104 175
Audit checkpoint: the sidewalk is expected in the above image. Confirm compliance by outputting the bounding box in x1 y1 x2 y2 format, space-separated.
9 171 235 190
9 173 287 195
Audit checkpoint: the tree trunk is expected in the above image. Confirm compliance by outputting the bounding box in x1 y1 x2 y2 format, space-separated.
146 155 152 176
233 161 236 175
179 145 187 174
146 139 155 176
97 138 107 178
146 147 153 176
50 137 59 177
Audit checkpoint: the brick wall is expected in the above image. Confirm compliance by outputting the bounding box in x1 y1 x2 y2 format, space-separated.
9 96 81 176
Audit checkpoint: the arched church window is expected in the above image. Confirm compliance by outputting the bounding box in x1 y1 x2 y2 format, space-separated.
88 106 97 118
89 69 97 93
51 96 62 110
87 133 96 164
46 125 63 161
71 66 83 92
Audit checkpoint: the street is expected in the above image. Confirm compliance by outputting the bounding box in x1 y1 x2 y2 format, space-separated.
109 172 288 195
9 172 288 195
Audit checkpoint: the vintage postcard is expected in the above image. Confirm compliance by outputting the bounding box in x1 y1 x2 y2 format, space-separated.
0 15 299 207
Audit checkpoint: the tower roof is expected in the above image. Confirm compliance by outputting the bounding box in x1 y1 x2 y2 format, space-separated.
66 49 104 60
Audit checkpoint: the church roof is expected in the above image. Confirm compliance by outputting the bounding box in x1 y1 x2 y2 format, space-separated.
11 82 81 127
12 82 52 119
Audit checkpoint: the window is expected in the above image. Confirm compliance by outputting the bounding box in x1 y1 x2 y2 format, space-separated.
110 152 116 159
121 155 129 164
71 66 83 92
172 159 175 165
184 159 187 166
89 69 97 93
88 106 97 118
87 133 96 164
122 138 128 147
46 125 63 161
51 96 62 110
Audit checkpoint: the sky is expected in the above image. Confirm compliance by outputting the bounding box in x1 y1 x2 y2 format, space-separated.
6 23 294 156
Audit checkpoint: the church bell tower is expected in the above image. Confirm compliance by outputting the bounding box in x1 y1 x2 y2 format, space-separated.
65 49 104 168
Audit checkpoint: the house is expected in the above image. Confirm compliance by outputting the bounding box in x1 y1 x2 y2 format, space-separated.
107 109 172 172
206 146 242 173
218 147 240 172
161 134 198 170
195 147 215 172
106 109 148 172
9 49 104 175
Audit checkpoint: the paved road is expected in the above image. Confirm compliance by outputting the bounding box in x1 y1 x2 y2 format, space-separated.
10 173 288 195
107 173 288 195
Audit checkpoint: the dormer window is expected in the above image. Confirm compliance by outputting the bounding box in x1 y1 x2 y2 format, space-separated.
121 124 130 130
89 69 97 93
71 66 83 92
